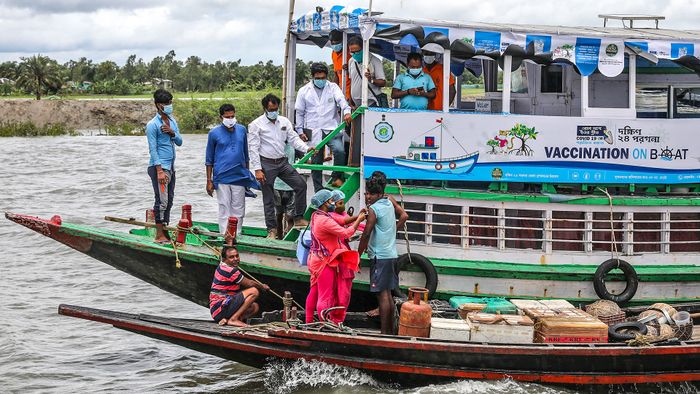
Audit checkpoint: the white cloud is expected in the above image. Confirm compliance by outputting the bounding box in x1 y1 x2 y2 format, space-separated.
0 0 698 65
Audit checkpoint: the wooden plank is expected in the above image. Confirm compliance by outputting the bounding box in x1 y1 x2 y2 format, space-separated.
104 216 223 237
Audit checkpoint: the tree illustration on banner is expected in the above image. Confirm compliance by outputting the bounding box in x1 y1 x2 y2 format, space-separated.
508 123 537 156
486 139 499 154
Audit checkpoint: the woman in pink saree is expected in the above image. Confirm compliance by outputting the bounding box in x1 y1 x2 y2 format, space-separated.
305 189 365 323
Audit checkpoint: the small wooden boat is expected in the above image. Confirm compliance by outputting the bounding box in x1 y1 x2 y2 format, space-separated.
59 304 700 386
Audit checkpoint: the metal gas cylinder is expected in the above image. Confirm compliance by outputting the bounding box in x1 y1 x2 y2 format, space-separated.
398 287 432 337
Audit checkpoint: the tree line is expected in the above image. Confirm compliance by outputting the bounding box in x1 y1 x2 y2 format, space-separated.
0 50 321 99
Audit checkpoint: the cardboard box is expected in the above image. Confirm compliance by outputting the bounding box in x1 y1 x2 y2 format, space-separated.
534 316 609 343
523 307 592 322
469 313 534 344
430 318 471 341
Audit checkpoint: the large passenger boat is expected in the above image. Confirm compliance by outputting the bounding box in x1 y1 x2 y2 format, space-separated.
8 8 700 311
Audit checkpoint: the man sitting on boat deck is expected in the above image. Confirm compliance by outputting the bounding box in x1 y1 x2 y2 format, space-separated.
248 94 314 239
146 88 183 244
305 189 365 324
295 62 352 191
205 103 259 239
358 172 401 335
210 245 270 327
391 52 436 111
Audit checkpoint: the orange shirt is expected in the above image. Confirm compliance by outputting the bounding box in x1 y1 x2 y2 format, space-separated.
424 64 456 111
332 50 352 99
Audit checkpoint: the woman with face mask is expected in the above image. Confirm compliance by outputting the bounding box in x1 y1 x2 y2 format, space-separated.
304 189 366 324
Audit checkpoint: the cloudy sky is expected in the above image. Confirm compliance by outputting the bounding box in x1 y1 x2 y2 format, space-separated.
1 0 698 65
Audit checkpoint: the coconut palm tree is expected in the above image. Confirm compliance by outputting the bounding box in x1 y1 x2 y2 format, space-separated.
16 55 62 100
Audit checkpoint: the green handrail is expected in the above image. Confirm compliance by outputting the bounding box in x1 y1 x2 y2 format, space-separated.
293 164 360 173
293 106 365 167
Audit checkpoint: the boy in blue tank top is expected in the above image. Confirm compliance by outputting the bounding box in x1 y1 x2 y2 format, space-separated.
358 172 400 335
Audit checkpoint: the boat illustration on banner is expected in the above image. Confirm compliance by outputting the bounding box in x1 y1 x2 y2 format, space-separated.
393 118 479 174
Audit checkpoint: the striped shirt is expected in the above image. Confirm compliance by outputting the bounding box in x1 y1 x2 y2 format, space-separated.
209 262 244 308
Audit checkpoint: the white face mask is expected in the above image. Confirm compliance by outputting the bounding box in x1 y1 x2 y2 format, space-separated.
222 117 237 128
424 55 436 65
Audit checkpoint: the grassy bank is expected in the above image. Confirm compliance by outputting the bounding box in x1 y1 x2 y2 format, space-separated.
0 121 76 137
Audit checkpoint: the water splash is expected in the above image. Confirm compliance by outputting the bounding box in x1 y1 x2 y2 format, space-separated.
401 378 573 394
262 358 391 394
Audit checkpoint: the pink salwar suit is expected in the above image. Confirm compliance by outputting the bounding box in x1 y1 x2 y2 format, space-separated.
305 210 359 323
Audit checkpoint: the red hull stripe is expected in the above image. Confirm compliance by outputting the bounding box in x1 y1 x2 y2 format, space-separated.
58 306 700 385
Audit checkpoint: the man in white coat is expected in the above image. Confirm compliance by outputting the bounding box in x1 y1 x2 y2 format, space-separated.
295 63 352 192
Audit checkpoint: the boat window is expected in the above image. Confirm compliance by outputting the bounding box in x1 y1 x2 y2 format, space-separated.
552 211 585 252
670 212 700 252
674 88 700 118
511 65 528 94
633 213 662 253
505 209 542 250
432 204 463 245
636 87 668 118
541 65 564 93
399 202 426 242
469 207 498 247
592 212 624 252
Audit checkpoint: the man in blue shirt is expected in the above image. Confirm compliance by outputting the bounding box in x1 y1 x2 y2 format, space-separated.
146 88 183 244
206 104 259 239
391 52 436 110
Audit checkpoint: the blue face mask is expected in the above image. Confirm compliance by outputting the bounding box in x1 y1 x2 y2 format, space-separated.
351 50 363 63
266 110 278 121
162 104 173 115
313 79 327 89
331 43 343 52
408 68 422 76
327 202 336 211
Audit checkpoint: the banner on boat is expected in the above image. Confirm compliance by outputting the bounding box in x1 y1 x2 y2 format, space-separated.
362 109 700 184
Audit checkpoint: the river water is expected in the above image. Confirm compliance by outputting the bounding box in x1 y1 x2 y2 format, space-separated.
0 135 697 393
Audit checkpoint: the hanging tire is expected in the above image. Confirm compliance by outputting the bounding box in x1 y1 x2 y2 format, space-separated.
392 253 438 299
448 162 457 170
435 163 443 170
593 258 638 304
608 321 648 341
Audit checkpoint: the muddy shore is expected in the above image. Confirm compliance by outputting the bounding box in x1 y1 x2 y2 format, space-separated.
0 99 153 129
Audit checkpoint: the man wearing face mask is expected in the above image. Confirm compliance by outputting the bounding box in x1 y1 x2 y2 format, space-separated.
146 88 183 244
391 52 436 110
205 103 260 239
248 94 314 239
295 62 352 192
329 30 351 100
422 46 456 111
347 35 386 108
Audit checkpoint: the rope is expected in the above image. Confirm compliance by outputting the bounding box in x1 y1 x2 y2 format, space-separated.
188 230 305 311
169 239 182 269
395 179 412 264
596 187 620 264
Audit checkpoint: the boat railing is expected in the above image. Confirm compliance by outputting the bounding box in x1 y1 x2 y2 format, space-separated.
392 196 700 255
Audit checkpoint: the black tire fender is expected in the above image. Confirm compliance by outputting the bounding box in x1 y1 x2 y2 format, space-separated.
593 258 638 304
392 253 438 299
609 321 648 341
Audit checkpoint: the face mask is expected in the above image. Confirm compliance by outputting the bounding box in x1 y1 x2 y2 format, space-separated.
408 68 422 76
327 202 336 211
162 104 173 115
222 117 237 128
331 43 343 52
424 55 436 65
313 79 327 89
351 50 363 63
266 110 278 121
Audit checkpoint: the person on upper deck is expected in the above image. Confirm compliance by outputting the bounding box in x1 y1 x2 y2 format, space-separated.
295 62 352 191
329 30 351 100
146 88 183 244
210 245 270 327
347 35 387 109
391 53 436 111
205 103 259 240
421 45 456 111
248 94 314 239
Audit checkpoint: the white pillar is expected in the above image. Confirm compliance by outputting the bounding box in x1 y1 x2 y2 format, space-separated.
501 55 512 113
361 38 370 107
284 34 297 117
581 75 589 117
341 32 348 94
628 52 637 117
442 49 451 113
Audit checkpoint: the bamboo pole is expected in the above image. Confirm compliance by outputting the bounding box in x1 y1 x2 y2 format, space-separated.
281 0 296 116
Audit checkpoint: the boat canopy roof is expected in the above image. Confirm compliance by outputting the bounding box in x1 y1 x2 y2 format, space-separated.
291 6 700 77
